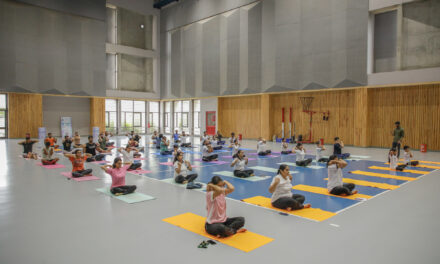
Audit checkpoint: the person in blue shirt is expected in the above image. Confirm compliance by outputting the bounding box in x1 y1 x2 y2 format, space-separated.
173 130 181 143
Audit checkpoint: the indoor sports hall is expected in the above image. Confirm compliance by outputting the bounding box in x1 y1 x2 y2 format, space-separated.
0 0 440 263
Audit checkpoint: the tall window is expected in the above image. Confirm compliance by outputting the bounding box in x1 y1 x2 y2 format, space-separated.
0 95 7 138
148 101 159 133
164 101 171 134
105 99 117 134
193 100 200 136
120 100 146 134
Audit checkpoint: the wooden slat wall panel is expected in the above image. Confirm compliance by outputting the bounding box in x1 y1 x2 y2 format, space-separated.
368 84 440 150
270 90 356 145
218 95 262 139
8 93 43 138
354 88 369 147
90 97 105 134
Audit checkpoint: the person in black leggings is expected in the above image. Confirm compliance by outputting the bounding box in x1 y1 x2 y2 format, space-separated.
231 150 254 178
101 157 136 195
202 141 218 161
64 150 93 178
18 134 39 159
327 155 358 196
173 152 198 185
84 136 108 162
269 164 311 211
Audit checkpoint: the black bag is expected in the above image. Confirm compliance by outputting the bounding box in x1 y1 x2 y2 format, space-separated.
396 164 406 171
410 161 419 166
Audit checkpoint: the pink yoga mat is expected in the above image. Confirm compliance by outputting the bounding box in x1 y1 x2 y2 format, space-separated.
37 163 66 169
134 157 147 160
61 172 100 182
91 161 109 164
160 162 173 166
128 169 152 175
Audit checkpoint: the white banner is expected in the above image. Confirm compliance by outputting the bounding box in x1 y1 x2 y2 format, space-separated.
60 117 72 137
92 127 100 142
38 127 46 147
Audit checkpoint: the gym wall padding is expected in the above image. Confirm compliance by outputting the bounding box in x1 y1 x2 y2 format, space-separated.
217 82 440 150
8 93 43 138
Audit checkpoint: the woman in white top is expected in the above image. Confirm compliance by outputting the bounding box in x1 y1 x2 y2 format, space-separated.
231 150 254 178
327 155 357 196
294 143 312 166
315 141 327 162
269 164 311 210
231 139 241 158
257 137 271 156
200 131 210 144
202 140 218 162
180 131 191 147
118 146 142 170
389 148 406 171
173 152 199 188
210 138 223 150
228 132 237 148
403 145 418 166
41 141 60 165
281 138 292 154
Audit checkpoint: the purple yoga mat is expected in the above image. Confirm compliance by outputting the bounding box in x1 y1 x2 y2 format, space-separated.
128 169 152 175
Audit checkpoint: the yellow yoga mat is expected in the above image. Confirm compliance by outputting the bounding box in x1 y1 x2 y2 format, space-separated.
162 212 273 252
242 196 335 222
292 184 372 200
369 166 429 175
385 162 440 170
324 178 399 190
350 170 415 181
399 159 440 165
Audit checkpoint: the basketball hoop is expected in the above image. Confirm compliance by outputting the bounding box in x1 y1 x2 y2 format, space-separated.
300 97 314 112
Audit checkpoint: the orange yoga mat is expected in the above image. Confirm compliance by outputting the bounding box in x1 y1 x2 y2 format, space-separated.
324 177 399 190
369 166 429 175
385 162 440 170
399 159 440 165
292 184 372 200
163 212 273 252
349 170 416 181
242 196 336 222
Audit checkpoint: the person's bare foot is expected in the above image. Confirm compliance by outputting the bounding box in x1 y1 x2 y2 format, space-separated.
237 228 247 233
250 174 255 177
340 193 347 196
351 190 358 195
183 180 188 184
286 207 292 211
303 203 311 208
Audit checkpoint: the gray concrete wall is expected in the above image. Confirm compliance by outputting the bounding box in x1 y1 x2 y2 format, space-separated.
0 0 106 96
160 0 369 99
42 96 91 137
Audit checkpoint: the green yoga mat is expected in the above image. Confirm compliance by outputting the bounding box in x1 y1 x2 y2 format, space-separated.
276 162 323 170
96 188 156 204
213 171 271 182
160 178 207 191
249 166 299 174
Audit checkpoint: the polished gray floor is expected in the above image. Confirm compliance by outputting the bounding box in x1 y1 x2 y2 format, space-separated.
0 137 439 264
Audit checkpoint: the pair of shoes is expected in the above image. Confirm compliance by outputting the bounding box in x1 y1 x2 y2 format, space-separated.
198 240 216 249
186 182 202 189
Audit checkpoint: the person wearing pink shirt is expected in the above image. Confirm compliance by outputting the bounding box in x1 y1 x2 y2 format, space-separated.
205 176 246 238
101 157 137 195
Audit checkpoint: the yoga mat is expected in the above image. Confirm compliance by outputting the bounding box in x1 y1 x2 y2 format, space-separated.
96 188 156 204
349 170 415 181
292 184 371 200
248 166 300 174
369 166 429 175
350 155 371 159
385 162 440 170
163 212 273 252
242 196 336 222
91 161 109 164
134 157 147 160
160 162 173 166
323 178 399 190
277 162 323 170
36 163 66 169
127 169 152 175
213 171 271 182
220 155 233 159
61 172 100 182
194 159 228 165
400 160 440 165
152 153 173 158
160 178 207 191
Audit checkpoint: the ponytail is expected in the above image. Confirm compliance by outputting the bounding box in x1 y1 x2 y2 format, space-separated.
327 155 337 167
112 157 122 168
277 164 288 175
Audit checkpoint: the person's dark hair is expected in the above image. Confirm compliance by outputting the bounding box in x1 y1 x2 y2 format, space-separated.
112 157 122 168
234 139 238 144
277 164 288 175
282 138 286 142
395 121 400 125
403 145 410 150
231 132 235 136
316 141 320 145
296 143 302 148
173 144 178 149
88 136 93 140
327 155 338 167
173 152 183 164
334 137 339 141
45 141 51 147
74 149 81 155
237 150 243 160
388 148 397 162
159 134 163 139
209 176 223 185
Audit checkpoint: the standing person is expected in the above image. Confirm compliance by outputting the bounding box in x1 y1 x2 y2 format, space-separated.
73 132 82 149
62 135 73 153
18 134 38 159
118 146 142 171
269 164 311 211
44 133 59 148
64 150 93 178
392 121 405 158
294 143 312 166
315 141 327 163
281 138 292 154
231 150 254 178
403 146 419 166
84 136 108 161
327 155 358 196
257 137 271 156
202 141 218 161
333 137 350 159
41 141 60 165
101 157 136 195
173 152 199 188
160 136 173 155
205 176 246 238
